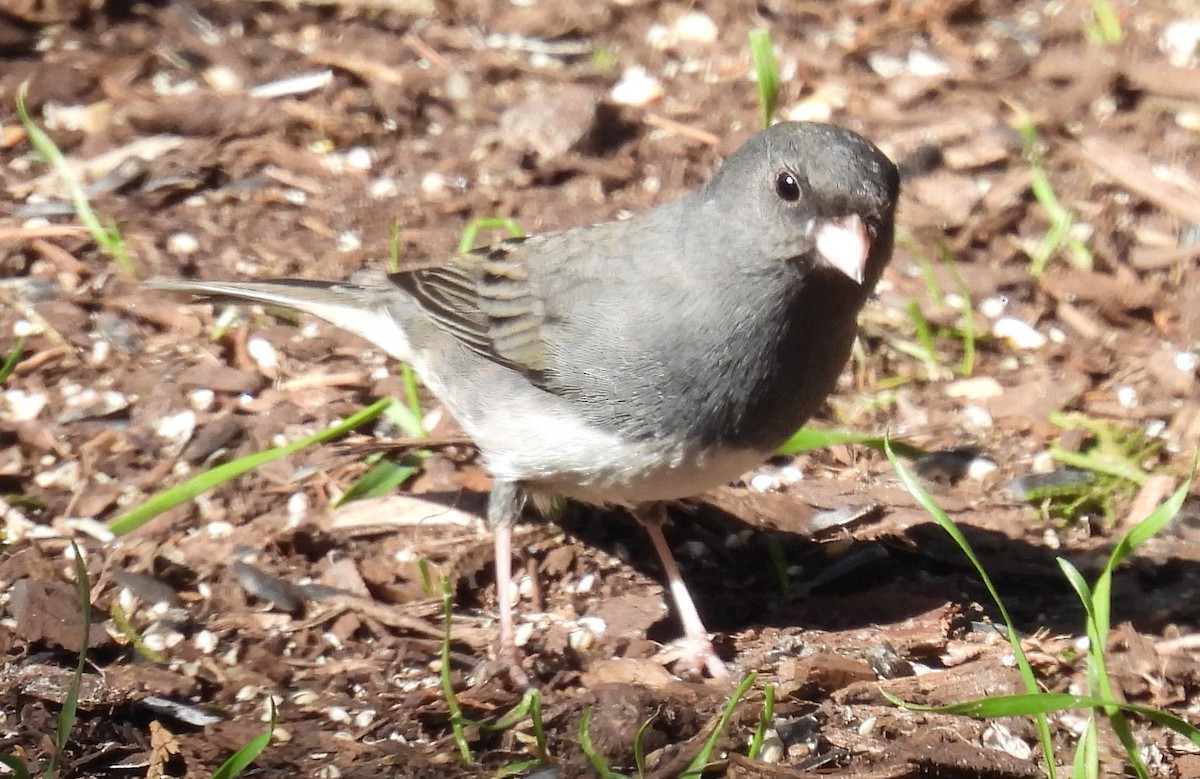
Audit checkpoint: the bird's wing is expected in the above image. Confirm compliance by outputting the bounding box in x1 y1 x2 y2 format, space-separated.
390 236 557 385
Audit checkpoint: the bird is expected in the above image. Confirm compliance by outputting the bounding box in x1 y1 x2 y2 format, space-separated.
148 121 900 686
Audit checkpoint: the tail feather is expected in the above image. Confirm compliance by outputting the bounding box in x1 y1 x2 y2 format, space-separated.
146 277 413 362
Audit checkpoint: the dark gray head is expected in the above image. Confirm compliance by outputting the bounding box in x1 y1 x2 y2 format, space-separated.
697 121 900 291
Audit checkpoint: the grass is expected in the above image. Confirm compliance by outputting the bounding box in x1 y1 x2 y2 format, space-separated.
0 337 25 383
109 397 394 536
109 601 167 663
748 29 780 128
577 674 759 778
1084 0 1124 45
14 85 134 275
891 231 979 381
433 575 551 774
43 544 92 779
2 543 273 777
1010 105 1093 277
209 702 276 779
887 439 1199 778
1007 412 1164 525
456 216 525 254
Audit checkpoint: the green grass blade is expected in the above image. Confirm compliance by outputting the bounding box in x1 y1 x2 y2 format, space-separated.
210 700 276 779
389 221 404 273
1049 445 1149 487
777 427 926 458
475 690 550 766
906 300 940 375
399 365 428 436
438 577 473 764
109 601 166 663
1014 113 1092 276
1073 718 1099 779
1089 476 1190 646
885 440 1057 779
889 691 1200 744
0 754 31 779
1086 0 1124 44
747 684 775 760
633 715 655 778
335 458 420 506
108 398 393 535
579 707 631 779
748 29 779 128
47 544 92 778
15 86 134 275
939 246 976 377
0 336 25 383
457 217 524 254
682 674 756 778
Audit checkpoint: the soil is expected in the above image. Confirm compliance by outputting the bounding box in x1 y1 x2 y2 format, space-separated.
2 0 1200 777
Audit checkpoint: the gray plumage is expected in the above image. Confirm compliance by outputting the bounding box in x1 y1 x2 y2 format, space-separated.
148 121 899 682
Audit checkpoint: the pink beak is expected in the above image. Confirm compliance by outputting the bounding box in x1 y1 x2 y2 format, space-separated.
814 214 871 284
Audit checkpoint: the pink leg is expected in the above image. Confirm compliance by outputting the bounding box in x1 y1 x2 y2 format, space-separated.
489 482 531 687
641 509 729 680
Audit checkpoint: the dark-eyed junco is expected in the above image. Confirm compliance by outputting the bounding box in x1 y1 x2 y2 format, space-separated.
149 121 899 685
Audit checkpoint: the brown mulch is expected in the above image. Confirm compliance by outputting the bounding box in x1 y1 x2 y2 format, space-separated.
2 0 1199 776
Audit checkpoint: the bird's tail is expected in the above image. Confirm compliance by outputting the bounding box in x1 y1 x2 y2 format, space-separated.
146 277 413 362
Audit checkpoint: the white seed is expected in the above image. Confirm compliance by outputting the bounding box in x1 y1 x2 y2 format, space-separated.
327 706 352 724
167 232 200 255
34 460 79 489
610 66 663 106
246 337 279 372
961 405 994 430
194 630 219 654
945 376 1003 400
979 296 1008 319
966 457 999 480
206 520 235 538
188 388 215 412
286 492 309 527
3 389 48 422
89 340 110 366
203 65 243 93
345 146 372 171
908 49 952 77
1160 20 1200 67
368 177 399 199
992 316 1046 349
574 572 596 594
420 171 447 197
156 409 196 442
513 620 535 648
672 11 718 44
336 230 362 252
749 471 778 492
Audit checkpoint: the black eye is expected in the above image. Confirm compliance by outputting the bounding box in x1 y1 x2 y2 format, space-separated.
775 171 801 202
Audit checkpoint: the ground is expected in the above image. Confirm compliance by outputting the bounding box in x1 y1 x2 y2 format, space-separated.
2 0 1200 777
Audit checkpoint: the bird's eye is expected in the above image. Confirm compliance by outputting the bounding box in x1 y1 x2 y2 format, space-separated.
775 171 801 202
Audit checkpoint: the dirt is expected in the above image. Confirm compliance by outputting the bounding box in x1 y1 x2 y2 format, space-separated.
2 0 1200 777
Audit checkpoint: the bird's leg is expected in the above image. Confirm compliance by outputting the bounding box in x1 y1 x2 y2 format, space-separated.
488 479 531 688
637 504 729 680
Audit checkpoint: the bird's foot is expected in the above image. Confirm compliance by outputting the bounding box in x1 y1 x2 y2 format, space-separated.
679 634 730 681
657 634 730 681
472 641 533 689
